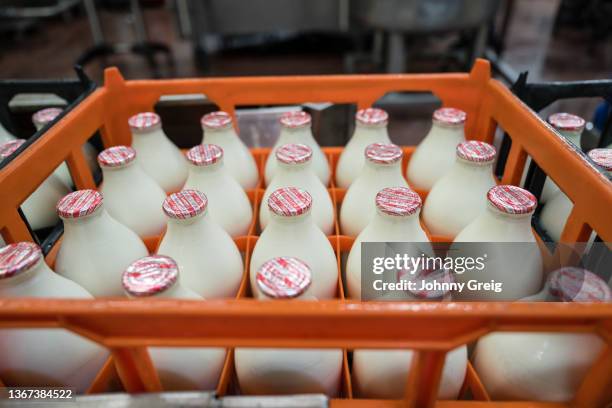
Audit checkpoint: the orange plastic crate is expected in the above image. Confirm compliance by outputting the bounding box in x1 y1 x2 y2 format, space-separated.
0 59 611 408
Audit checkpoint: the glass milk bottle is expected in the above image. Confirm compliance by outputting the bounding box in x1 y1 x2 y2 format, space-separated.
201 111 258 189
32 107 99 187
452 185 543 300
235 257 343 396
353 268 467 400
407 107 466 190
346 187 429 300
423 141 497 238
0 120 13 143
340 142 408 237
0 139 69 231
474 267 611 402
264 111 330 186
122 255 226 390
128 112 187 193
521 113 585 203
540 148 611 242
54 189 148 297
98 146 167 238
183 144 252 237
250 187 337 299
336 108 391 188
0 242 108 392
260 143 334 235
157 189 243 298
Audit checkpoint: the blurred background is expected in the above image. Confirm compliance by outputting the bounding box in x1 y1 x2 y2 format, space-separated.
0 0 611 147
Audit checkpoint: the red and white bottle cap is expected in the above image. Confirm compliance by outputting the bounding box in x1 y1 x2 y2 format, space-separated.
548 113 585 132
280 111 311 129
365 142 403 164
456 141 496 163
32 107 63 126
268 187 312 217
97 145 136 168
201 111 233 130
186 144 224 166
276 143 312 164
0 242 42 279
487 185 537 215
375 187 421 216
128 112 161 133
56 189 103 219
122 255 179 297
400 267 454 300
433 108 467 126
356 108 389 126
548 267 611 303
588 148 612 171
163 189 208 219
256 257 312 299
0 139 26 161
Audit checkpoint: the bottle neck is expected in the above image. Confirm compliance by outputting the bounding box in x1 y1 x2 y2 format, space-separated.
278 126 313 144
132 128 166 145
203 127 238 143
370 209 424 235
101 160 139 180
165 210 208 228
276 160 312 174
61 207 111 234
362 160 402 177
146 281 202 300
484 204 534 227
352 124 389 141
559 129 582 146
451 158 494 178
268 211 313 229
188 160 224 175
427 122 464 141
0 258 49 288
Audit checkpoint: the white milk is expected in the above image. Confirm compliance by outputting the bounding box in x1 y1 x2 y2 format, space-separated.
540 148 611 242
0 121 13 143
0 139 69 231
353 268 466 399
201 111 258 189
183 144 253 237
264 111 330 186
128 112 187 193
32 107 99 188
521 113 585 203
406 107 466 190
335 108 391 188
98 146 167 238
346 187 429 300
474 267 611 401
54 189 148 297
122 255 226 391
235 257 342 396
0 242 108 392
423 141 497 238
260 143 334 235
250 187 337 299
157 189 243 298
340 142 408 237
452 185 543 300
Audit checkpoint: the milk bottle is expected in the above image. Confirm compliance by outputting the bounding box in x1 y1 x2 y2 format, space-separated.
452 185 543 300
346 186 429 300
264 111 330 186
128 112 187 193
235 257 342 396
335 108 391 188
157 189 243 298
201 111 258 189
183 144 253 237
423 141 497 237
521 113 585 203
54 189 148 297
122 255 226 390
474 267 610 401
0 139 69 231
406 107 466 190
32 107 99 186
250 187 337 299
98 145 167 238
353 268 467 400
540 148 611 242
340 142 407 237
0 242 108 392
260 143 334 235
